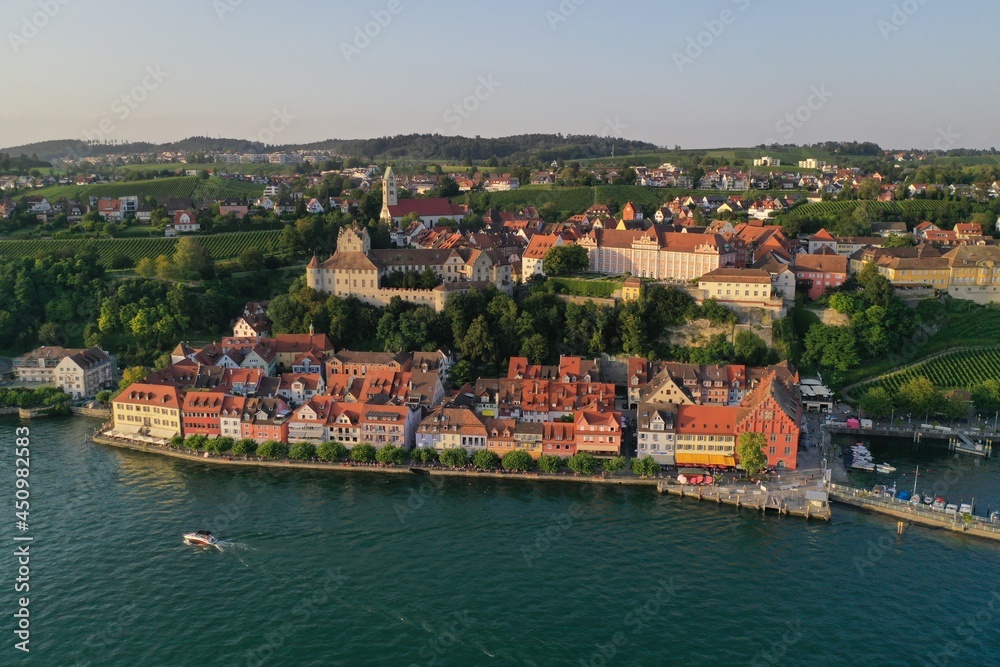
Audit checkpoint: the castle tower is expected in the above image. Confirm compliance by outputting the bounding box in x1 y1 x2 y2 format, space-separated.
337 225 371 254
379 165 397 223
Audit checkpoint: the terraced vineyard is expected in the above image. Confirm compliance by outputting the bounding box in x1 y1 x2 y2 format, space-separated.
0 230 282 267
791 200 989 216
24 176 263 203
866 347 1000 392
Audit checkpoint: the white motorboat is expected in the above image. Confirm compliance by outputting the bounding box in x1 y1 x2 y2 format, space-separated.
959 502 974 515
183 531 220 548
945 503 959 516
923 494 934 505
909 494 922 506
875 463 897 473
990 511 1000 524
932 497 946 511
852 461 876 471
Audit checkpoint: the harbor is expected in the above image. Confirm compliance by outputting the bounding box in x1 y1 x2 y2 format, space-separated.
656 480 832 521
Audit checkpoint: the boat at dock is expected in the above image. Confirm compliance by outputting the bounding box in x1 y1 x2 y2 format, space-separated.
876 463 897 473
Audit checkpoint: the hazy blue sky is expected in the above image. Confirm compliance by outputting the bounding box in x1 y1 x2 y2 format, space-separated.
2 0 996 150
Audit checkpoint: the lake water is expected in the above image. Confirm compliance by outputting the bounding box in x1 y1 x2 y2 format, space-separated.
2 417 999 666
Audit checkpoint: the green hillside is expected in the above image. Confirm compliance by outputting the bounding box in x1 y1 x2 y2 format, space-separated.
0 230 282 267
22 176 263 203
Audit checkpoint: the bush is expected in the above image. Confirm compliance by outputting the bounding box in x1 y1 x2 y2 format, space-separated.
472 449 501 470
233 438 257 457
501 449 534 472
375 444 406 465
257 440 288 459
439 447 469 469
350 443 377 463
289 442 316 460
317 441 348 462
537 454 562 474
169 435 184 448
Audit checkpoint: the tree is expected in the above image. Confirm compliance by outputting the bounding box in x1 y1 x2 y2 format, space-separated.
257 440 288 459
543 244 589 276
351 443 377 463
537 454 562 473
897 376 938 416
135 257 156 278
95 390 112 405
411 447 438 464
184 434 208 451
631 456 659 478
289 442 317 460
520 333 548 365
567 452 598 475
439 447 469 468
155 254 178 281
882 234 916 248
602 456 627 476
970 380 1000 415
857 178 881 200
233 438 257 457
501 449 533 472
859 387 894 419
214 436 235 453
737 432 768 476
733 330 768 366
118 366 149 392
472 449 501 470
239 247 267 273
318 441 348 462
376 444 407 465
174 237 212 279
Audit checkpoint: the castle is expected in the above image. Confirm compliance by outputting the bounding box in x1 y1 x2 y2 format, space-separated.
306 226 512 312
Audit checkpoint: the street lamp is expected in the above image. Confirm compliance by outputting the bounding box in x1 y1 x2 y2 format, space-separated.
890 408 895 429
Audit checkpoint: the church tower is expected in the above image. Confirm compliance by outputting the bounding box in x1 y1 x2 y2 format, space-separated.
379 165 397 223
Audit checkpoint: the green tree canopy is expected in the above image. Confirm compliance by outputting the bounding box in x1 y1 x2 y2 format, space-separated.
472 449 501 470
350 443 377 463
631 456 659 478
289 442 317 460
440 447 469 468
737 432 768 476
318 441 348 462
567 452 598 475
501 449 534 472
537 454 562 474
542 244 589 276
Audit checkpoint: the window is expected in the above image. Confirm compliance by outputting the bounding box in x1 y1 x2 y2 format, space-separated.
769 446 776 455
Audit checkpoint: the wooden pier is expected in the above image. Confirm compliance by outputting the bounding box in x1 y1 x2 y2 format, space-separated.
656 482 831 521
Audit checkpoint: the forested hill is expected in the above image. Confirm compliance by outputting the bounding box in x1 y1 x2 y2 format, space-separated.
2 134 659 163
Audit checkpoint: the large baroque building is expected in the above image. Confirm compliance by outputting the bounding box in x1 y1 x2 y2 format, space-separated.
306 226 512 311
578 227 742 281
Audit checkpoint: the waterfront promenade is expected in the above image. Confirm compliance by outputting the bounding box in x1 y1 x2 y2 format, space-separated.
89 431 660 487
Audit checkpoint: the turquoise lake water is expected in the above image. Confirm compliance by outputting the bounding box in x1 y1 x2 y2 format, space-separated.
2 417 999 666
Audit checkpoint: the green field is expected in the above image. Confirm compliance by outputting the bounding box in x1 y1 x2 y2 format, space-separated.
865 347 1000 393
0 230 282 267
24 176 264 203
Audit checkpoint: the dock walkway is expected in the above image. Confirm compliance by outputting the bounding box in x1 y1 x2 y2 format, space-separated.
828 483 1000 542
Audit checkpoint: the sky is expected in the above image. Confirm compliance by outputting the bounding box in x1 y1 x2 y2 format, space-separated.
1 0 998 151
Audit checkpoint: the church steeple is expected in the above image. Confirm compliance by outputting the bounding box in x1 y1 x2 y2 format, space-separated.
380 165 398 223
